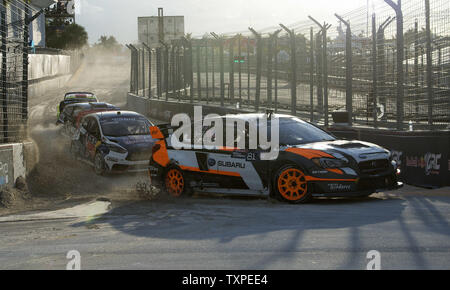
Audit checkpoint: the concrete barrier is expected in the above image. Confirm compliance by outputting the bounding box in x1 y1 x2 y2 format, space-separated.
28 54 71 81
0 143 29 189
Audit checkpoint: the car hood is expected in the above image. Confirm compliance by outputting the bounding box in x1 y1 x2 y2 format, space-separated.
294 140 390 163
106 135 154 152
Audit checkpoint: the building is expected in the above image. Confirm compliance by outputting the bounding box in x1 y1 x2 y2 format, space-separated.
29 0 57 47
45 0 75 44
138 15 184 47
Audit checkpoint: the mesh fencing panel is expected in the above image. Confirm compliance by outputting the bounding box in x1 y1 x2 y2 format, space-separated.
0 0 37 144
131 0 450 130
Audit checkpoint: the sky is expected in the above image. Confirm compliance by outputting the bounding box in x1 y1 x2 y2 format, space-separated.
75 0 373 45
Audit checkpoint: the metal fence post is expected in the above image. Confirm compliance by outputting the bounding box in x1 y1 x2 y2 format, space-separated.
385 0 404 130
274 35 279 113
205 39 209 103
335 14 353 126
280 24 297 116
229 36 235 102
316 32 323 115
156 47 162 99
267 30 281 110
414 20 419 119
129 44 139 95
172 44 176 97
1 5 7 142
160 42 169 101
238 35 242 104
141 48 145 95
309 27 314 122
372 15 378 128
211 33 225 107
211 41 215 101
309 16 331 126
250 28 262 112
425 0 434 128
187 39 194 103
377 16 395 123
195 41 201 101
22 5 30 122
142 43 152 98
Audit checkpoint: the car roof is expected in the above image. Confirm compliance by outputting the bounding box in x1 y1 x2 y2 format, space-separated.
205 113 300 122
86 110 147 120
65 92 95 96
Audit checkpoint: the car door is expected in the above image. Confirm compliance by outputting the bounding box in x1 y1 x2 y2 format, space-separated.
207 121 265 193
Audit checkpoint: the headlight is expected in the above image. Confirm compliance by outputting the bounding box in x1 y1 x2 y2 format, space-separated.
107 144 128 154
313 158 348 169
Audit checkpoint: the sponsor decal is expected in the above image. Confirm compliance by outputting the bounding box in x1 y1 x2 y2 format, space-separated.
391 150 403 167
208 158 216 167
312 170 329 175
328 184 351 191
406 153 442 176
218 161 246 169
424 152 441 176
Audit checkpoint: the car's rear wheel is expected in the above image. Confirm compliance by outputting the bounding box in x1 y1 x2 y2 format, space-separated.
275 165 311 204
164 167 186 197
94 152 107 176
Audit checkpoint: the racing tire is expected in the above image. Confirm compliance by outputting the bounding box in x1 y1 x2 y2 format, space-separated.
164 167 186 198
274 165 312 204
94 152 107 176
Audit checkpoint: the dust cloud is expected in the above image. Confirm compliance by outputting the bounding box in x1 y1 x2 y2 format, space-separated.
26 49 149 202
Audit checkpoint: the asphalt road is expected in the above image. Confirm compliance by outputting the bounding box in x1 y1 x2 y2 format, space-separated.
0 187 449 270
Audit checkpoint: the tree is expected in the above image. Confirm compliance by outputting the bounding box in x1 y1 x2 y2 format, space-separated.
95 35 121 51
46 23 88 50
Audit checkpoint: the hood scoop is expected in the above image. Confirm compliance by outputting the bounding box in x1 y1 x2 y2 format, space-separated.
333 142 370 149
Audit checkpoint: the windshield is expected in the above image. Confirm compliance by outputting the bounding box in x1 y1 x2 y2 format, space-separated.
277 118 336 145
100 117 151 137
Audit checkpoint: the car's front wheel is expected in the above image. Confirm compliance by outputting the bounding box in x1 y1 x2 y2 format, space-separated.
94 152 107 176
274 165 312 204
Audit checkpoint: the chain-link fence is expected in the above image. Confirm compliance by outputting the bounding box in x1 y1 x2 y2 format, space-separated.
130 0 450 131
0 0 37 144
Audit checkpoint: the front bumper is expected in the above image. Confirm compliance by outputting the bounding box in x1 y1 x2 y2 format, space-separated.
105 154 150 173
311 174 403 197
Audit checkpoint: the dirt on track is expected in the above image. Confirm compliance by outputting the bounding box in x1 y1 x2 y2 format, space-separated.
21 50 150 210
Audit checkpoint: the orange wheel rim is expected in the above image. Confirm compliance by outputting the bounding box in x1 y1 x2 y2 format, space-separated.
165 169 184 197
278 168 308 201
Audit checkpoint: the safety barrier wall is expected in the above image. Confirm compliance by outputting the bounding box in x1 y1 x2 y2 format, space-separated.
328 127 450 188
28 54 71 81
0 142 28 189
128 92 450 188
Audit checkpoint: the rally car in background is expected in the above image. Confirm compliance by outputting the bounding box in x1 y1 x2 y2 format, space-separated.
148 113 403 203
57 102 120 138
57 92 98 118
71 111 156 174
